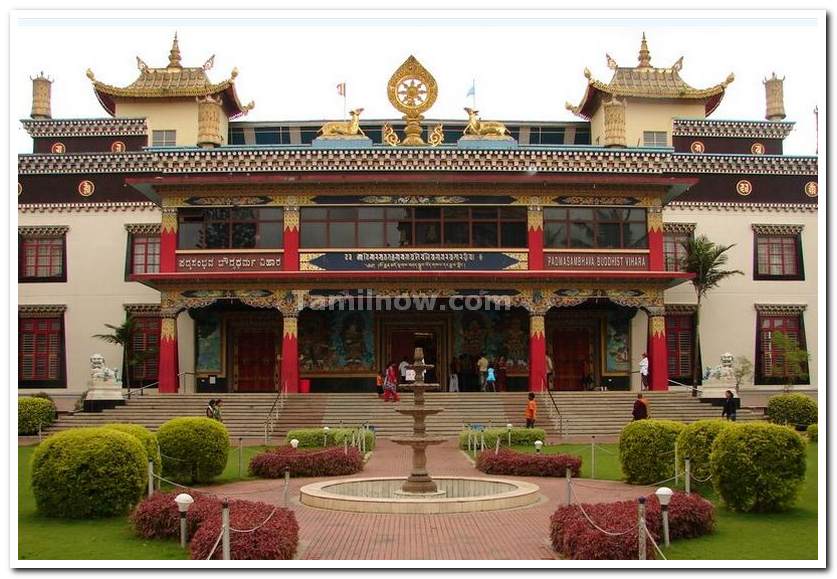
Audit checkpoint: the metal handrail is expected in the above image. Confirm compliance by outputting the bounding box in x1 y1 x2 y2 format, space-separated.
542 377 565 438
668 378 702 396
263 381 288 444
126 371 195 399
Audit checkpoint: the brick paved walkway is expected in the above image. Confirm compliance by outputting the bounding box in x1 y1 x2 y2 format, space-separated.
205 439 652 560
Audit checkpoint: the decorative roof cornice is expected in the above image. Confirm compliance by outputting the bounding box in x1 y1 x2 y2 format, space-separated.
673 154 817 175
20 118 148 138
751 223 804 235
754 303 807 315
19 304 67 317
18 202 157 213
125 222 161 235
18 152 156 174
124 303 161 315
666 201 817 213
664 303 698 314
663 222 696 233
672 119 795 140
18 225 68 237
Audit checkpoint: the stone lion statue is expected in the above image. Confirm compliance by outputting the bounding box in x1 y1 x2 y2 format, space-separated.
90 353 117 382
705 352 735 383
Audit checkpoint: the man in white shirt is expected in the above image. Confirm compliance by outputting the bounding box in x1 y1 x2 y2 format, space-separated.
477 353 489 391
398 356 410 384
639 353 649 391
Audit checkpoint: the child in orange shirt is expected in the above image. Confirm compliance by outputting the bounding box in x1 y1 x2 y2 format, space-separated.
525 392 537 428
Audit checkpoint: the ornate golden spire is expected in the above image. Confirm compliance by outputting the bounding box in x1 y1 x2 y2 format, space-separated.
637 32 652 68
167 32 182 69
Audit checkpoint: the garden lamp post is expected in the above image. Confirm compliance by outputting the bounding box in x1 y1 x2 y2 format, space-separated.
534 440 543 454
174 493 194 548
656 486 673 547
290 438 299 449
506 423 513 447
323 426 330 447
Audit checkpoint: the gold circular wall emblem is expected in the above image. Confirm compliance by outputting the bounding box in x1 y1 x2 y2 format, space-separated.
736 179 753 196
387 56 438 115
690 141 705 153
51 142 66 154
78 180 95 197
804 181 818 197
18 182 22 196
751 142 765 155
111 141 126 153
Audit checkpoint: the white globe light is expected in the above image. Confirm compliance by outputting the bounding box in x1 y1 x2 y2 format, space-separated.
174 493 194 513
534 440 544 450
506 423 513 430
290 438 299 449
656 486 674 506
324 426 330 432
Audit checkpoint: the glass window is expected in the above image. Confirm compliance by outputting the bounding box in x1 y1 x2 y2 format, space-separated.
257 222 283 249
130 234 160 274
358 222 385 247
415 207 441 220
544 222 568 249
444 222 469 246
755 233 802 279
301 222 327 248
643 131 668 147
177 207 284 250
415 222 441 245
19 316 65 386
20 236 66 282
328 222 355 247
472 222 498 247
757 314 809 384
664 231 692 272
544 206 647 250
501 222 527 247
597 223 621 249
151 130 177 147
570 222 594 249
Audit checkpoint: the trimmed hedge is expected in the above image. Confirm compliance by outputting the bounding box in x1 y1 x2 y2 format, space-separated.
766 394 818 428
18 396 56 435
131 491 222 540
807 423 818 443
550 491 714 559
710 422 807 512
104 423 162 476
285 427 375 450
157 417 229 484
618 419 685 484
32 427 147 518
250 446 364 478
189 500 299 560
676 419 735 482
476 449 581 477
458 427 547 450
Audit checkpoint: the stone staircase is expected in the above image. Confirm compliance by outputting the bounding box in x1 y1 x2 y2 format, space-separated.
44 390 761 440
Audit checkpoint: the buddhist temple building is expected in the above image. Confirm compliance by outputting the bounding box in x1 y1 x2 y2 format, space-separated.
18 34 818 406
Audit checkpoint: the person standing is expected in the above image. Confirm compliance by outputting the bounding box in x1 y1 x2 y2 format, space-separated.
524 392 538 428
632 393 648 421
477 353 489 392
449 360 460 392
497 356 508 392
213 399 224 423
375 368 385 398
721 390 737 421
546 352 555 390
383 362 400 402
398 356 410 384
486 364 497 392
205 398 216 419
639 352 649 391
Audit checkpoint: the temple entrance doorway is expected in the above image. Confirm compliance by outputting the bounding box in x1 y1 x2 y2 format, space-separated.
552 327 594 391
379 315 449 388
229 318 281 393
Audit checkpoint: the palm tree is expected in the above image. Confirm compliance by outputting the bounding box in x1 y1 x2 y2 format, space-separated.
93 316 147 390
682 235 744 392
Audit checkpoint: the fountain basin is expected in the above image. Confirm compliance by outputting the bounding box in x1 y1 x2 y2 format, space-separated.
299 476 540 514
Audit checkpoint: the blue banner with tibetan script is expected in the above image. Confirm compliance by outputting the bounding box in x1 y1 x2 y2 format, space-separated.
301 251 527 271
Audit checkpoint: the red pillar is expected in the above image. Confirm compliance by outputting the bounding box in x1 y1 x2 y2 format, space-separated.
648 312 669 391
528 313 546 392
160 208 177 273
527 207 544 270
281 314 299 393
648 207 664 271
283 207 299 271
158 314 179 393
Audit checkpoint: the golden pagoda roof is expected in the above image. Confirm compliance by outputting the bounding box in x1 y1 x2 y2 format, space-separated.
566 34 734 119
87 34 254 119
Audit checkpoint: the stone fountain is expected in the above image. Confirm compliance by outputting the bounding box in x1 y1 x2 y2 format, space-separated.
390 347 447 497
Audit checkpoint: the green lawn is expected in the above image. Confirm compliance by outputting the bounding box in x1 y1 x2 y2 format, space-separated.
18 443 270 560
515 441 819 560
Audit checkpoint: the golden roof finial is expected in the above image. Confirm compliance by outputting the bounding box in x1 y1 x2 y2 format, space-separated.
638 32 652 68
168 32 182 69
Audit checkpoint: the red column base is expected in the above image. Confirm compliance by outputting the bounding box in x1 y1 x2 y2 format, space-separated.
158 335 178 393
281 317 299 393
648 315 669 391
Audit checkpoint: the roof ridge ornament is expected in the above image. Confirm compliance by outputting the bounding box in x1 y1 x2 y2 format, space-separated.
672 56 683 72
637 32 652 68
167 32 182 69
136 56 148 73
606 53 618 70
202 55 215 71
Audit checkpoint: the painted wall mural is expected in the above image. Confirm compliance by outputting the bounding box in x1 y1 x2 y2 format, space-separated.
195 313 222 374
453 309 529 373
603 310 631 375
299 310 375 374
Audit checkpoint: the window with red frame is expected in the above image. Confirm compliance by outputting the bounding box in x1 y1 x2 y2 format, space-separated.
756 314 809 384
19 317 65 387
663 231 692 272
666 314 694 382
20 236 65 282
129 317 160 384
754 233 803 279
131 235 160 274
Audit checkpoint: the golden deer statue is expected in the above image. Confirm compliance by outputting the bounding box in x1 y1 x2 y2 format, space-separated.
319 108 367 137
463 107 510 138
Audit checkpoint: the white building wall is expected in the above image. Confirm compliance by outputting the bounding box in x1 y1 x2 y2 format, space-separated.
663 204 818 390
18 206 161 400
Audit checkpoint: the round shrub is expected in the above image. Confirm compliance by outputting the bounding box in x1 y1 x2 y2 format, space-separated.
676 419 735 481
31 427 147 518
18 396 56 435
458 427 547 450
807 423 818 443
618 419 685 484
131 491 221 540
710 422 807 512
104 423 162 476
766 394 818 428
250 447 363 478
156 417 229 484
189 500 299 560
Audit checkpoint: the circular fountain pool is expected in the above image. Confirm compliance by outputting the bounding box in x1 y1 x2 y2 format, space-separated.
299 476 540 514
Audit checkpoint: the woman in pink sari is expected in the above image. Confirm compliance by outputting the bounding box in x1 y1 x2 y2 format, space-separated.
383 361 400 402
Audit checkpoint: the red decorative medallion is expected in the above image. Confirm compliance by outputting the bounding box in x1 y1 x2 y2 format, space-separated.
78 180 95 197
690 141 705 153
50 142 66 154
804 181 818 197
750 142 765 155
111 141 126 153
736 179 753 196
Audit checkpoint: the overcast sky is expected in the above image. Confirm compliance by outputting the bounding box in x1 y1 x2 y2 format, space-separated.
12 11 823 155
